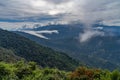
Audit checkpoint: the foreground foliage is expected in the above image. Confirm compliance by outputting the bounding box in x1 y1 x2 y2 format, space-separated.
0 61 67 80
0 61 120 80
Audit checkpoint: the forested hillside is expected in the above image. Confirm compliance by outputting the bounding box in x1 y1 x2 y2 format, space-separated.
0 47 22 62
0 29 79 70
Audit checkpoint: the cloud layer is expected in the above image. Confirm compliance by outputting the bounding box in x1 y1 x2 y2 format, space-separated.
0 0 120 30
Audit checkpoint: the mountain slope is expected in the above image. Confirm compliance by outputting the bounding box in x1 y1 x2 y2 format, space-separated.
15 24 120 70
0 29 79 70
0 47 22 62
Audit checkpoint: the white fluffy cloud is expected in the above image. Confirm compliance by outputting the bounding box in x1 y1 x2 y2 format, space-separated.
79 30 104 42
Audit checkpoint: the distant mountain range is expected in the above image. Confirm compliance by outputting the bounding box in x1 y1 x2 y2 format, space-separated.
0 29 79 71
15 24 120 70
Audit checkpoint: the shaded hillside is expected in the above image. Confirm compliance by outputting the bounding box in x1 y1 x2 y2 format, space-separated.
0 29 79 70
0 47 22 62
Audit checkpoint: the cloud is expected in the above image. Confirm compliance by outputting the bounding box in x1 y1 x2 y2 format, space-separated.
0 22 42 30
72 0 120 42
79 30 104 43
21 30 49 39
20 30 59 39
102 19 120 26
0 21 68 30
0 0 120 42
0 0 73 21
45 0 72 4
0 0 119 26
74 0 120 26
37 30 59 34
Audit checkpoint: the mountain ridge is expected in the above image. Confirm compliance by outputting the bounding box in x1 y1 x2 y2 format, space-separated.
0 29 79 70
15 24 120 70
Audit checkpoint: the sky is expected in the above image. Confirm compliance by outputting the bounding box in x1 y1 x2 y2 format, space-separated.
0 0 120 30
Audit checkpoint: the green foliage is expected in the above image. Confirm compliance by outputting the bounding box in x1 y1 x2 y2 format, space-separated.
0 61 120 80
111 70 120 80
0 61 67 80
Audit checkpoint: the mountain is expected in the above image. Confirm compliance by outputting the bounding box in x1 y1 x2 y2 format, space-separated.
15 24 120 70
0 29 79 71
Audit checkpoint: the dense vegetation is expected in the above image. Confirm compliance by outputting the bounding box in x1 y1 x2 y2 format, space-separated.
0 29 79 70
0 61 120 80
0 47 22 62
